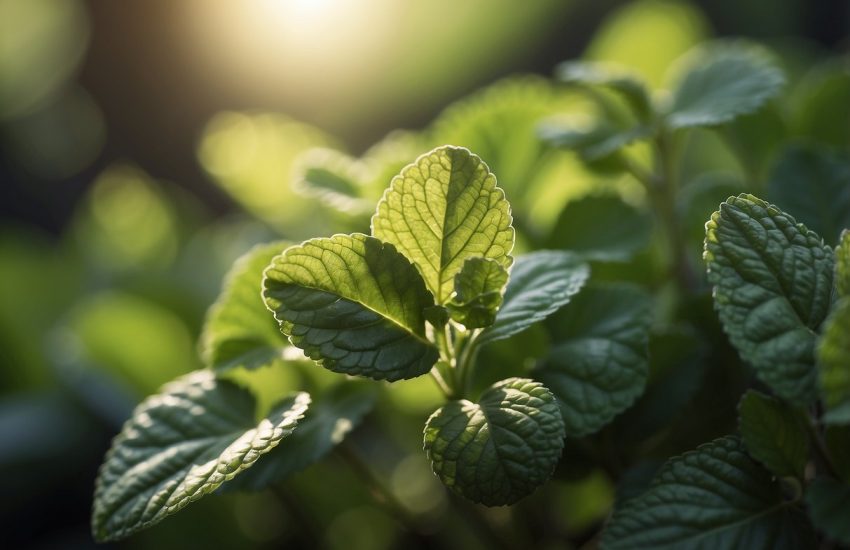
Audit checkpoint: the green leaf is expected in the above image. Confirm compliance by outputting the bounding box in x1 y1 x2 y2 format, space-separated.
666 42 785 129
704 194 834 405
555 61 651 118
766 145 850 246
263 234 439 382
446 257 508 329
423 377 565 506
538 122 652 162
737 390 808 479
547 194 653 261
818 298 850 424
836 230 850 298
293 148 371 213
200 241 290 372
805 478 850 545
826 425 850 483
477 251 589 347
602 435 815 550
222 380 377 492
91 371 309 542
371 145 514 303
534 283 652 437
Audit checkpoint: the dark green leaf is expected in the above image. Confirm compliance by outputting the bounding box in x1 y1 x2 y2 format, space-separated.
222 381 376 491
477 251 589 347
818 298 850 424
371 145 514 304
826 425 850 483
602 436 815 550
200 241 290 372
263 233 439 381
677 172 744 252
667 42 785 129
534 283 652 437
766 145 850 246
737 390 808 478
92 371 309 542
446 257 508 329
805 478 850 545
423 377 565 506
704 194 834 405
547 194 653 261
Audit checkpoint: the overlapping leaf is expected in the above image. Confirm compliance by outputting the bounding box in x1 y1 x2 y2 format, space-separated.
92 371 309 542
602 436 815 549
805 478 850 546
555 61 651 118
818 299 850 424
446 257 509 329
534 283 652 436
372 145 514 303
263 234 439 381
423 378 565 506
704 194 834 405
737 390 808 478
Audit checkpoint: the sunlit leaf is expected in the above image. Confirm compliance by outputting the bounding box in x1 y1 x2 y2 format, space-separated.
446 257 508 329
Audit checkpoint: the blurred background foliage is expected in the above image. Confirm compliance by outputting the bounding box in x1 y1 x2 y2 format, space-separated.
1 0 848 548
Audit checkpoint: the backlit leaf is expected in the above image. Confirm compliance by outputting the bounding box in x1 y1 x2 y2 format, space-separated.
446 257 508 329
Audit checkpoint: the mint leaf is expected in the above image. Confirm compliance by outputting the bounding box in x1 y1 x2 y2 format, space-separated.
200 241 290 372
446 257 508 329
534 283 652 436
602 436 815 550
263 234 439 381
222 380 376 492
805 478 850 545
547 194 653 261
538 122 652 162
477 251 589 347
837 230 850 298
371 145 514 303
704 194 834 405
91 371 309 542
554 61 651 118
737 390 808 478
423 377 565 506
666 42 785 129
818 298 850 424
293 148 371 213
766 145 850 246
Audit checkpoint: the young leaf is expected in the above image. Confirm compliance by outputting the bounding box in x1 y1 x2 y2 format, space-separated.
737 390 809 479
766 145 850 246
554 61 651 118
837 230 850 298
91 371 309 542
818 298 850 424
423 377 565 506
446 257 509 329
547 194 653 261
200 241 290 372
666 42 785 129
534 283 652 436
371 145 514 303
704 194 834 405
805 478 850 545
602 436 815 550
263 234 439 382
222 380 377 492
476 251 589 347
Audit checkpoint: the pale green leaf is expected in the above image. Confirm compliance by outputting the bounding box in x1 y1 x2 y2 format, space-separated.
534 283 651 436
766 145 850 246
92 370 309 542
836 230 850 298
423 377 565 506
602 436 815 550
818 298 850 424
555 60 651 117
704 194 834 405
547 194 653 261
805 478 850 545
666 42 785 129
446 257 509 329
293 148 371 214
222 380 376 491
737 390 808 478
263 234 438 381
371 145 514 303
200 241 290 372
477 251 589 347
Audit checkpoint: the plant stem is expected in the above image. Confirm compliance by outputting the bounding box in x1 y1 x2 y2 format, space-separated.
806 415 840 479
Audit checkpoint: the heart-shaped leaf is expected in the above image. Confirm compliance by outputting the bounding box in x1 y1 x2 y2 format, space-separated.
264 234 439 382
92 370 309 542
371 145 514 303
423 378 565 506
